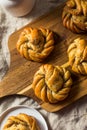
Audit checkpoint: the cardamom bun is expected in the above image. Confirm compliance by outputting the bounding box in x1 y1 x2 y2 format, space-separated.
16 27 54 62
67 37 87 75
3 113 40 130
32 64 73 103
62 0 87 33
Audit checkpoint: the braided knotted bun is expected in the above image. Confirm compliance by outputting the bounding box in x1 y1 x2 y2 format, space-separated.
16 27 54 62
3 113 40 130
32 64 73 103
67 37 87 75
62 0 87 33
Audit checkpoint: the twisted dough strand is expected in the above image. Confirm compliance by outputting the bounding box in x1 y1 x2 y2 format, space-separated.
32 64 72 103
67 37 87 75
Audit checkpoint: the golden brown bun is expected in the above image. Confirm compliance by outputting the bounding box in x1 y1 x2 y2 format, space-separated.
32 64 73 103
16 27 54 62
62 0 87 33
67 37 87 75
3 113 40 130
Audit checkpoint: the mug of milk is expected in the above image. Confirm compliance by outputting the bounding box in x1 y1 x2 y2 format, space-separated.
0 0 35 17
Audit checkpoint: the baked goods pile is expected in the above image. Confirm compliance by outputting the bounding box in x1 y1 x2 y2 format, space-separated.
3 113 40 130
16 27 54 62
62 0 87 33
31 36 87 103
16 27 73 104
15 0 87 105
32 64 72 103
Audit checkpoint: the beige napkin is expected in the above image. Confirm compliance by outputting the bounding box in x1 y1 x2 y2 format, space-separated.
0 0 87 130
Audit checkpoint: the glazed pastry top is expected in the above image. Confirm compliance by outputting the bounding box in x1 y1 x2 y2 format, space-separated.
62 0 87 33
16 27 54 62
3 113 40 130
68 37 87 74
32 64 73 103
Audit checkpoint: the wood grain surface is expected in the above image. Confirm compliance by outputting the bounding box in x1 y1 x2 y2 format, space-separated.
0 3 87 112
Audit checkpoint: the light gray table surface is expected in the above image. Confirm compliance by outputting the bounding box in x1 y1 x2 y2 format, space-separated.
0 0 87 130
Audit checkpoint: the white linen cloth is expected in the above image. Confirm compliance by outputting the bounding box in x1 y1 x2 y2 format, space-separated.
0 0 87 130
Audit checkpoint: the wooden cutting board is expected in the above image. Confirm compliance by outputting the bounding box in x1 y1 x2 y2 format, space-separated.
0 3 87 112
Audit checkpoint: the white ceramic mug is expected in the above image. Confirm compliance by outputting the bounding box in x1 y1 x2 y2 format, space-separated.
0 0 35 17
